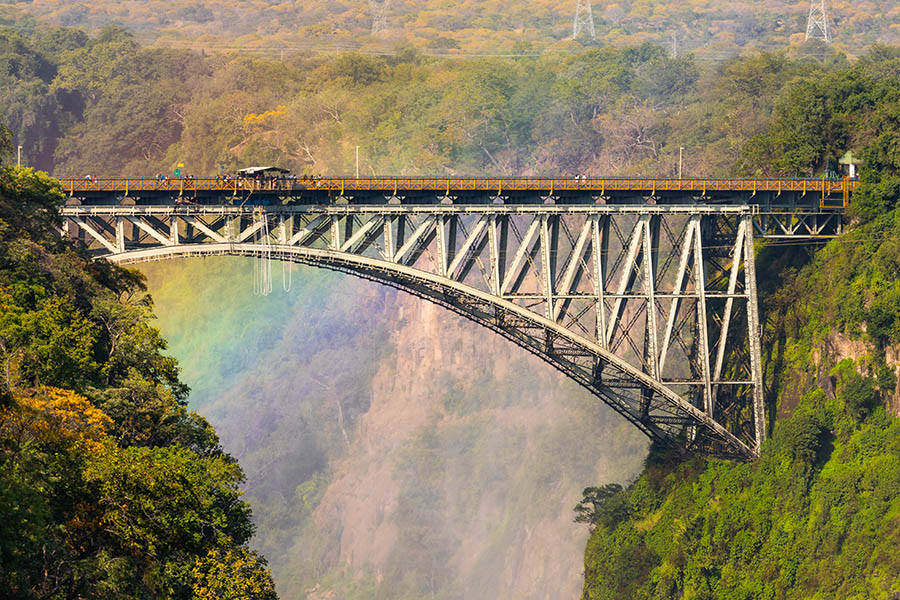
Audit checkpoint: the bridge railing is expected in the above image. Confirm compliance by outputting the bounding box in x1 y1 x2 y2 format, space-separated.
58 176 857 200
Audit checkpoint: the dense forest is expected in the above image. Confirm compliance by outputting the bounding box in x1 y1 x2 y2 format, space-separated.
4 5 900 598
3 0 900 57
0 135 277 597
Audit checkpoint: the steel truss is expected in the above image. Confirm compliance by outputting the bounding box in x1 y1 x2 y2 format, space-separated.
60 204 767 458
753 210 842 238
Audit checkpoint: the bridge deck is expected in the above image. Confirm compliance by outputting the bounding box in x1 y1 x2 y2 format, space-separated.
60 176 854 239
61 176 855 208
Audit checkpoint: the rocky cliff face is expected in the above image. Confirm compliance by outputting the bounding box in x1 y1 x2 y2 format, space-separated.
140 257 647 599
778 331 900 420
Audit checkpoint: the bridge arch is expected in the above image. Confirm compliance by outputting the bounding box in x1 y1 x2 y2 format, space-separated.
61 204 768 458
109 241 751 458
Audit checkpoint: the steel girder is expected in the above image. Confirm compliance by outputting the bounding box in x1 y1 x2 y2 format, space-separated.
59 204 766 459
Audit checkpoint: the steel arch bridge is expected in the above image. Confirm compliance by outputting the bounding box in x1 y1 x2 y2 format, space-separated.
58 176 853 459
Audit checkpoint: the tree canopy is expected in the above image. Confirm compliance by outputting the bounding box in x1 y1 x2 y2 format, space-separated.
0 136 276 597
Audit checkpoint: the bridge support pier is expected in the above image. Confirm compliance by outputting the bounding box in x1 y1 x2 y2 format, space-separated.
743 214 766 452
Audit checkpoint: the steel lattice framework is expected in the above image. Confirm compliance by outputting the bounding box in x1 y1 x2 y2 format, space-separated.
369 0 391 36
805 0 831 43
573 0 596 40
60 202 774 459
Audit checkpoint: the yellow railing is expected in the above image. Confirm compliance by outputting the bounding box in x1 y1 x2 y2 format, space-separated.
60 176 859 199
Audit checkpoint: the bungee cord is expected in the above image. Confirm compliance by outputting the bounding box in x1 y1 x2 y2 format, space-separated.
253 210 273 296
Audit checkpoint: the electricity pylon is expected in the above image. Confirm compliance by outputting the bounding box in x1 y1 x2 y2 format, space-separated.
369 0 391 36
573 0 596 40
805 0 831 43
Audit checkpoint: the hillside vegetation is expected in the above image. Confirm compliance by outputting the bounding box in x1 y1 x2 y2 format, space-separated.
0 133 277 598
0 16 876 180
2 1 899 57
581 217 900 598
581 48 900 599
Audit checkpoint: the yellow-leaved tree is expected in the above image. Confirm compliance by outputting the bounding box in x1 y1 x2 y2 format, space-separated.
193 545 279 600
1 386 111 453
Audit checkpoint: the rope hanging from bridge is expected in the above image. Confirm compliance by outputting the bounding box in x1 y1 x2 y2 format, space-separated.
253 210 273 296
282 257 293 292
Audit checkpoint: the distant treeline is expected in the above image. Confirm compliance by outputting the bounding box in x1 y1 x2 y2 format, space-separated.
4 18 900 185
2 0 898 57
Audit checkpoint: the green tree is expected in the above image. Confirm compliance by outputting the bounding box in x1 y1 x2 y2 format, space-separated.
192 546 278 600
0 122 273 598
574 483 627 529
840 371 878 421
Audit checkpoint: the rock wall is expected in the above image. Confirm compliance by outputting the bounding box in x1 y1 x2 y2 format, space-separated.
140 257 647 599
779 332 900 420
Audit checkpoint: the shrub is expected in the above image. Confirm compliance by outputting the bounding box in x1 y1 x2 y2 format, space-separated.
841 371 878 421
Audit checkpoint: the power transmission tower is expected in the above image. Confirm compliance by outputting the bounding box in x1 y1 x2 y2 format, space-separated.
573 0 595 40
805 0 831 43
369 0 391 36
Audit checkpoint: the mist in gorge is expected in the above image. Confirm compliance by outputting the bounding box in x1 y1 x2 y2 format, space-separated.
139 257 647 598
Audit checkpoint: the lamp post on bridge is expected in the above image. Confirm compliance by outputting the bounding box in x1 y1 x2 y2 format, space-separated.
679 146 684 180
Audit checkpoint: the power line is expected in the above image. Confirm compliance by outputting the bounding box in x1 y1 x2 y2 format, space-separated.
151 34 837 63
152 41 785 62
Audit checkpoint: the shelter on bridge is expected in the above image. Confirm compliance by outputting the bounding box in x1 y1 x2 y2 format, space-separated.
839 151 861 180
236 166 291 177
